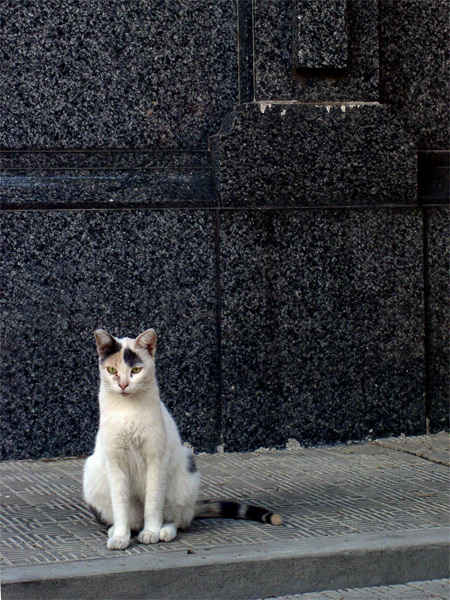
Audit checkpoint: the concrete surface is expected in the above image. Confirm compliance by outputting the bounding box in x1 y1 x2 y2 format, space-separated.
263 578 450 599
1 433 449 599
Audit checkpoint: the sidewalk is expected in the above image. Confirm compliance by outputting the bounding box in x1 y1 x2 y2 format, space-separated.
263 578 450 600
1 433 449 600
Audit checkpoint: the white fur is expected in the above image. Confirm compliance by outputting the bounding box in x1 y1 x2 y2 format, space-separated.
83 330 200 550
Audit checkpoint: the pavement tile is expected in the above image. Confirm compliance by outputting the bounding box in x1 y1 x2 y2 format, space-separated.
262 578 450 600
0 434 448 570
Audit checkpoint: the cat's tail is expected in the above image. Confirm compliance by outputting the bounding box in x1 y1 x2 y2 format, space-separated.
194 500 282 525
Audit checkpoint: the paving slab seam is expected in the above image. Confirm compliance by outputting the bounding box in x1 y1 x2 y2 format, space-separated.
373 433 449 467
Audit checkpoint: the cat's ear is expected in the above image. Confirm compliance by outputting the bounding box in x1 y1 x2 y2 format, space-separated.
135 329 157 357
94 329 120 359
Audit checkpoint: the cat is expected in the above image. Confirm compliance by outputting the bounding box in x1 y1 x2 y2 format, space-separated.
83 328 282 550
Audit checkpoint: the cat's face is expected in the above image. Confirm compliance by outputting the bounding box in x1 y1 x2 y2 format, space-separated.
94 329 157 397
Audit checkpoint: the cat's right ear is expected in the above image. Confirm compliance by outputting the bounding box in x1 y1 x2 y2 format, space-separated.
135 329 157 357
94 329 120 359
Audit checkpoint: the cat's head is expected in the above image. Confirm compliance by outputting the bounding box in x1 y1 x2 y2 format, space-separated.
94 329 157 396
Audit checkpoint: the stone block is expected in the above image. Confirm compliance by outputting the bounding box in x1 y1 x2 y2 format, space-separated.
210 102 417 207
0 210 219 459
425 208 450 431
294 0 348 69
220 209 426 451
0 0 238 150
379 0 450 150
253 0 378 101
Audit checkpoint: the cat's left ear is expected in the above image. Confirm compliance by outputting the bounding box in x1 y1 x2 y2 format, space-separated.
135 329 157 357
94 329 120 359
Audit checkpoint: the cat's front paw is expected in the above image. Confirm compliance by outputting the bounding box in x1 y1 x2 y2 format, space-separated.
137 528 160 544
107 534 130 550
160 523 177 542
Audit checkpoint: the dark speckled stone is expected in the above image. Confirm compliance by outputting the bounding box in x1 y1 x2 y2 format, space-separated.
220 209 426 451
1 0 448 461
419 151 450 205
379 0 450 150
237 0 254 103
0 151 215 208
211 102 417 206
0 210 219 459
425 208 450 432
0 0 238 150
254 0 378 101
294 0 348 69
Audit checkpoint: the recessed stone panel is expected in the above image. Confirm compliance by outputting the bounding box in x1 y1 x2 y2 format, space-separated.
220 209 426 451
254 0 378 101
0 210 219 459
294 0 348 69
418 152 450 205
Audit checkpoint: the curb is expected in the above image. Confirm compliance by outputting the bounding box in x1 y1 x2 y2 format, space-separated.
3 528 449 600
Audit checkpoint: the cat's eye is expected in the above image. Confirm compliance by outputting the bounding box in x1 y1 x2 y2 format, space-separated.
107 367 117 374
131 367 142 374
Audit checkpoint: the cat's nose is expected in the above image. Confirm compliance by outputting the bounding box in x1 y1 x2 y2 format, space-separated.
119 382 129 391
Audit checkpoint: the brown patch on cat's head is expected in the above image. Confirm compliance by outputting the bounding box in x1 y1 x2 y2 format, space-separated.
102 348 124 371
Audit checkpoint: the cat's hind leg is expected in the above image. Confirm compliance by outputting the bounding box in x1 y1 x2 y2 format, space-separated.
83 455 114 529
164 449 200 533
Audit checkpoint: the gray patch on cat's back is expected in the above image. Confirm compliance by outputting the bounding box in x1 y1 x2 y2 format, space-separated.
123 348 143 368
187 453 197 473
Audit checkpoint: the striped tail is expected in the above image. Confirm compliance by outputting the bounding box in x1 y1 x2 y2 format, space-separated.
194 500 282 526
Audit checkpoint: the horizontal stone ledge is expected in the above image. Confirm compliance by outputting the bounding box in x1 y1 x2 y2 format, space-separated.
210 102 417 207
0 150 211 172
0 173 216 209
0 150 216 208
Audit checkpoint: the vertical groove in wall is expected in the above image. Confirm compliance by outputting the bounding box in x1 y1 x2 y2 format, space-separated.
422 207 432 434
236 0 241 105
214 209 224 447
236 0 243 106
251 0 256 101
236 0 255 103
265 212 278 384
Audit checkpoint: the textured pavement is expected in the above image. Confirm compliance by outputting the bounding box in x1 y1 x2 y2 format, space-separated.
1 432 449 598
263 578 450 600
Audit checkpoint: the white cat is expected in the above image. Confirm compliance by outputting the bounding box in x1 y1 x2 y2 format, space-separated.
83 328 282 550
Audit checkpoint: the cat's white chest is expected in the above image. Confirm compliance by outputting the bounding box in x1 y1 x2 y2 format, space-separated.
100 398 165 460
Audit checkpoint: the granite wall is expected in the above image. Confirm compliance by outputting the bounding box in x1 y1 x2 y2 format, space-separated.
1 0 448 459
